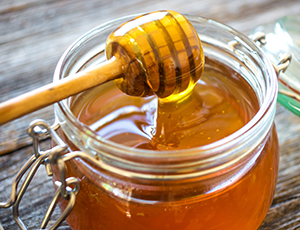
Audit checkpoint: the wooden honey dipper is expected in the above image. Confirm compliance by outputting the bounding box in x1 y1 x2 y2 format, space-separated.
0 10 204 125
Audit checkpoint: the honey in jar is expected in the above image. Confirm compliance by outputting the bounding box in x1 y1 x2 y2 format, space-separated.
53 13 279 230
74 58 256 150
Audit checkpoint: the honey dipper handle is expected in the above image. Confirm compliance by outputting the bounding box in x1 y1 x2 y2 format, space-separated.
0 57 123 125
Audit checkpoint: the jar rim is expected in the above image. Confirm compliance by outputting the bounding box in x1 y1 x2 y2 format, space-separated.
54 13 278 161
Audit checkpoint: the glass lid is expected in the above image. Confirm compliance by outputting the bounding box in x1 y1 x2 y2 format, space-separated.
251 15 300 116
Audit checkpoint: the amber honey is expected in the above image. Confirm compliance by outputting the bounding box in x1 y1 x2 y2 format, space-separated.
53 58 279 230
73 58 256 150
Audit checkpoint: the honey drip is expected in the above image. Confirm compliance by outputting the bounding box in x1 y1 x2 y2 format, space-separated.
72 59 258 150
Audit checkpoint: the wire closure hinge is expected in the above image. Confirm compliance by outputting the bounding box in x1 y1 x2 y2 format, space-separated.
0 119 81 230
229 32 295 101
250 32 292 75
250 32 299 101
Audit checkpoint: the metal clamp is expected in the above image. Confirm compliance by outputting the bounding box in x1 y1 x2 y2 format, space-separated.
250 32 299 102
0 120 80 230
0 119 111 229
229 32 295 102
251 32 292 75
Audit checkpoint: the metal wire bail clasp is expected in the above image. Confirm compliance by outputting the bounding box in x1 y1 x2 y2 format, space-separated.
0 119 80 230
251 32 292 75
230 32 294 102
250 32 300 102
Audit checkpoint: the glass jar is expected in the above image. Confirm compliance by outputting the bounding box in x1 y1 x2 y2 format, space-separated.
53 14 279 230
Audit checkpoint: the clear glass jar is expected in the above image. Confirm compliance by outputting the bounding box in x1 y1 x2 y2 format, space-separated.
53 14 279 230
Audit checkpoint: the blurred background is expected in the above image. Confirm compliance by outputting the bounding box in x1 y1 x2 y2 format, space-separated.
1 0 300 229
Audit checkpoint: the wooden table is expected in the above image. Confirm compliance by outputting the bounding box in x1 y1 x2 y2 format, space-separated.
1 0 300 229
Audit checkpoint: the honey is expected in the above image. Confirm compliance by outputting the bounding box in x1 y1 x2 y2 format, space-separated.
72 58 257 150
53 58 278 230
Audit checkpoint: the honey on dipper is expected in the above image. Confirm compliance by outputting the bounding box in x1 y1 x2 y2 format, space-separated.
105 10 204 99
53 10 279 230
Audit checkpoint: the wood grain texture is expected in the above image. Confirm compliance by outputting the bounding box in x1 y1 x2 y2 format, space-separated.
1 0 300 229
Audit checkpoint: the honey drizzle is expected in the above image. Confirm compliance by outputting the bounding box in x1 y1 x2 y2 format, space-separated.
72 59 259 150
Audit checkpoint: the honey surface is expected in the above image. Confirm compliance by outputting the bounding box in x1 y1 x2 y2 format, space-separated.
72 58 258 150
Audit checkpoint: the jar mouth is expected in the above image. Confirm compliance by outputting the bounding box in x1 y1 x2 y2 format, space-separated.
54 14 277 170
